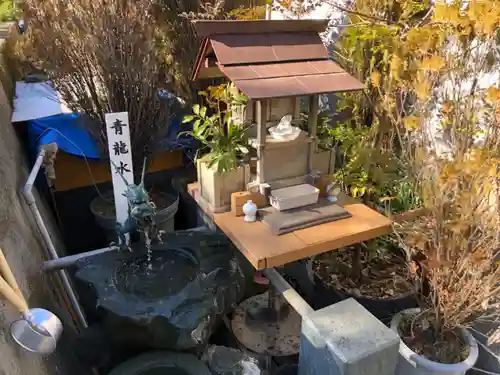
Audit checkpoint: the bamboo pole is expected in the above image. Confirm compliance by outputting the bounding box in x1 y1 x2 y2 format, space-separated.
0 275 29 315
0 248 27 305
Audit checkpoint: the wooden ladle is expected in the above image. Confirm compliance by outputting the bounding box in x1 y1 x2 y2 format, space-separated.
0 247 63 354
0 248 29 316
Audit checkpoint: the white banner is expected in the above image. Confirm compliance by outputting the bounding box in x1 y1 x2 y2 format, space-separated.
105 112 134 227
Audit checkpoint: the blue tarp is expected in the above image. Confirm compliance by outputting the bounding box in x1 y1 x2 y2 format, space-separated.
28 114 101 158
27 113 196 161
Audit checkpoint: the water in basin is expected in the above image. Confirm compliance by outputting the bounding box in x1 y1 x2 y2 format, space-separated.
114 250 198 302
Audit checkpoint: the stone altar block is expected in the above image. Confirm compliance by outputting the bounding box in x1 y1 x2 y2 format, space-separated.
299 298 399 375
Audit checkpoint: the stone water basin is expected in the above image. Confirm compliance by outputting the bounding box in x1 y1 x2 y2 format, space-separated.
75 229 246 351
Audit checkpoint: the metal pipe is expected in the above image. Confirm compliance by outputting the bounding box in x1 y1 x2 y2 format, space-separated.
263 268 314 318
23 146 88 329
43 246 119 272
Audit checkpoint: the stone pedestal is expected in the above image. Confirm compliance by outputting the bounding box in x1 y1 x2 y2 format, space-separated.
299 298 399 375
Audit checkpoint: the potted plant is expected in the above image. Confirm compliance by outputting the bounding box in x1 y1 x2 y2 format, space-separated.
286 153 422 322
283 99 424 321
305 112 422 322
21 0 190 240
182 83 251 213
391 154 500 374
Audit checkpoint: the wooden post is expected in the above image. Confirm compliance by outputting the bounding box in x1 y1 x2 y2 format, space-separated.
307 95 319 174
257 100 268 184
293 97 301 121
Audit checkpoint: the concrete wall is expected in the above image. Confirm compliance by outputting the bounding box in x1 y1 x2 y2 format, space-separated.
0 28 87 375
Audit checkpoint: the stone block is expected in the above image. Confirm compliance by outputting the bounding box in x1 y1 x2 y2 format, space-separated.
298 298 399 375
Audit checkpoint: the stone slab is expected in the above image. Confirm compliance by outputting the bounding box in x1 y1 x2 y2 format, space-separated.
299 298 399 375
261 199 351 235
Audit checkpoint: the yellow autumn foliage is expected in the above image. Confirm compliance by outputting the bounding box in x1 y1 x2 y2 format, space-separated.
433 2 462 25
403 115 420 130
419 56 446 72
468 1 500 34
371 70 381 87
415 79 431 101
486 86 500 104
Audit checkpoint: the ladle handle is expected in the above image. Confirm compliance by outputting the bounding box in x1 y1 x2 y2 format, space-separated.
0 275 29 315
0 248 26 304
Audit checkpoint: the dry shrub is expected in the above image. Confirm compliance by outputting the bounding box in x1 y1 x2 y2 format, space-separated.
20 0 193 177
19 0 263 174
398 149 500 333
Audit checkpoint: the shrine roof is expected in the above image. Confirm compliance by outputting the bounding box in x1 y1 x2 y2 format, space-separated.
191 20 364 99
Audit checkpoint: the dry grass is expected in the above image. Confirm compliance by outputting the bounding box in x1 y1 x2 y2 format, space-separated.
397 150 500 334
19 0 197 176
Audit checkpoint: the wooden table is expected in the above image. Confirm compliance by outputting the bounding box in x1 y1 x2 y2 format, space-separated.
188 183 392 270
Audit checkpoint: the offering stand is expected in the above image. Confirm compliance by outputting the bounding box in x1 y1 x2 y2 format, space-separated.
189 19 394 372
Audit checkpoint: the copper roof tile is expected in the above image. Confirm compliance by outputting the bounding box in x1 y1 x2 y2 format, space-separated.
220 60 346 81
191 19 365 97
210 32 327 65
233 73 365 99
193 19 329 37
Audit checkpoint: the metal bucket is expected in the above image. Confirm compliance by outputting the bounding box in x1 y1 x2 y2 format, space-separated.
11 308 63 355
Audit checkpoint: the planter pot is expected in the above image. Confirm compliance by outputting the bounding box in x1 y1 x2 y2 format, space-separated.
196 159 250 213
391 308 479 375
313 274 418 324
90 190 179 240
107 351 211 375
281 259 417 323
283 253 419 324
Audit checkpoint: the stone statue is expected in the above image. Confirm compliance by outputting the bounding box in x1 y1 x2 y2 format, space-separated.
112 159 163 251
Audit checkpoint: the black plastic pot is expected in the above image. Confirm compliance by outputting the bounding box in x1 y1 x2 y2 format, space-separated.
90 190 179 240
281 259 418 324
107 351 211 375
313 274 418 324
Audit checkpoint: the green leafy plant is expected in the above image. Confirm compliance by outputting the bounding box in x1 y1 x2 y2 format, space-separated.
0 0 18 22
300 111 337 151
322 94 401 203
182 83 250 173
379 178 421 214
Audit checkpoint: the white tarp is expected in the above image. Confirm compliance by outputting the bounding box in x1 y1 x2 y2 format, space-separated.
271 0 350 50
271 1 351 114
11 81 71 123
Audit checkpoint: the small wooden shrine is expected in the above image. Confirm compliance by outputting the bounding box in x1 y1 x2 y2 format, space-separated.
191 19 364 192
188 20 392 268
